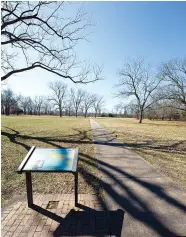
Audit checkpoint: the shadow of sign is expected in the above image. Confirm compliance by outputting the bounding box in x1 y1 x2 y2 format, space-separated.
54 207 124 237
31 203 124 237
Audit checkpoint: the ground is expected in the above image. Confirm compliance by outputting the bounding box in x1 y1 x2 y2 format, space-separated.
2 115 186 205
1 116 101 207
96 117 186 190
1 116 186 236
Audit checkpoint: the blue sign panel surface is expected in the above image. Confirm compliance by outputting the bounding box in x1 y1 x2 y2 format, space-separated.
23 148 77 172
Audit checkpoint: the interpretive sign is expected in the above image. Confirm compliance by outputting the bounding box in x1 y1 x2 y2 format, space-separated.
17 146 79 207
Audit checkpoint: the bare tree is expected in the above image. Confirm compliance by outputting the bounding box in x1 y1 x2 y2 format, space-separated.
48 81 68 117
1 88 20 115
42 99 52 115
66 97 74 117
93 95 105 118
114 104 122 117
120 103 130 117
71 88 85 117
1 1 103 83
1 99 5 114
83 92 95 117
116 58 162 123
159 58 186 111
34 96 44 116
27 96 34 115
20 95 30 114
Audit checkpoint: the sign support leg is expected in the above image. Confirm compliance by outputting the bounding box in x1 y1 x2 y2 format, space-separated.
74 172 78 206
26 172 33 207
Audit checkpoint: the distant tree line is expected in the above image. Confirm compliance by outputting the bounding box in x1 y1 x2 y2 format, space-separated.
112 102 186 121
1 81 105 118
115 57 186 123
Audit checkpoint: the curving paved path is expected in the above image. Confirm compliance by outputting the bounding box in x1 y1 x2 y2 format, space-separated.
90 119 186 237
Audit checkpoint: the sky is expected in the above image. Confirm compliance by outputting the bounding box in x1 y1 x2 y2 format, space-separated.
2 1 186 112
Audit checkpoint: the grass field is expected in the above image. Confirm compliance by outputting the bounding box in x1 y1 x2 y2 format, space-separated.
96 118 186 190
2 116 186 206
1 116 100 206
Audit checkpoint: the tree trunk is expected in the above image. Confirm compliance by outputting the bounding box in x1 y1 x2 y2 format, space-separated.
94 109 97 118
59 109 62 117
139 110 143 123
1 106 5 114
76 110 78 117
5 106 10 116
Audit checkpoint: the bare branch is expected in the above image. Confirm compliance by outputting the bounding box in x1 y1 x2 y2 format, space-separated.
1 1 101 84
158 57 186 110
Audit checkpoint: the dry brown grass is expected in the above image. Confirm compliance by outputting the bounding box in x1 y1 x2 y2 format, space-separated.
1 116 100 206
96 118 186 189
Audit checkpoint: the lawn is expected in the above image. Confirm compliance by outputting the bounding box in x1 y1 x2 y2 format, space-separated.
96 118 186 190
1 116 100 206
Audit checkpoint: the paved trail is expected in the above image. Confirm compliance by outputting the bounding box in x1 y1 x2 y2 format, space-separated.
90 119 186 237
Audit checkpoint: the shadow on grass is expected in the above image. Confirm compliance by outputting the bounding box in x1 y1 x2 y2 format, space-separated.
2 126 186 236
3 126 186 153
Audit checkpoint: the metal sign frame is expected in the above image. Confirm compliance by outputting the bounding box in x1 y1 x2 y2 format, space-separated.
17 146 79 207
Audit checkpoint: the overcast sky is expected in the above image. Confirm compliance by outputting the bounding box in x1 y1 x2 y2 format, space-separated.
2 1 186 112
